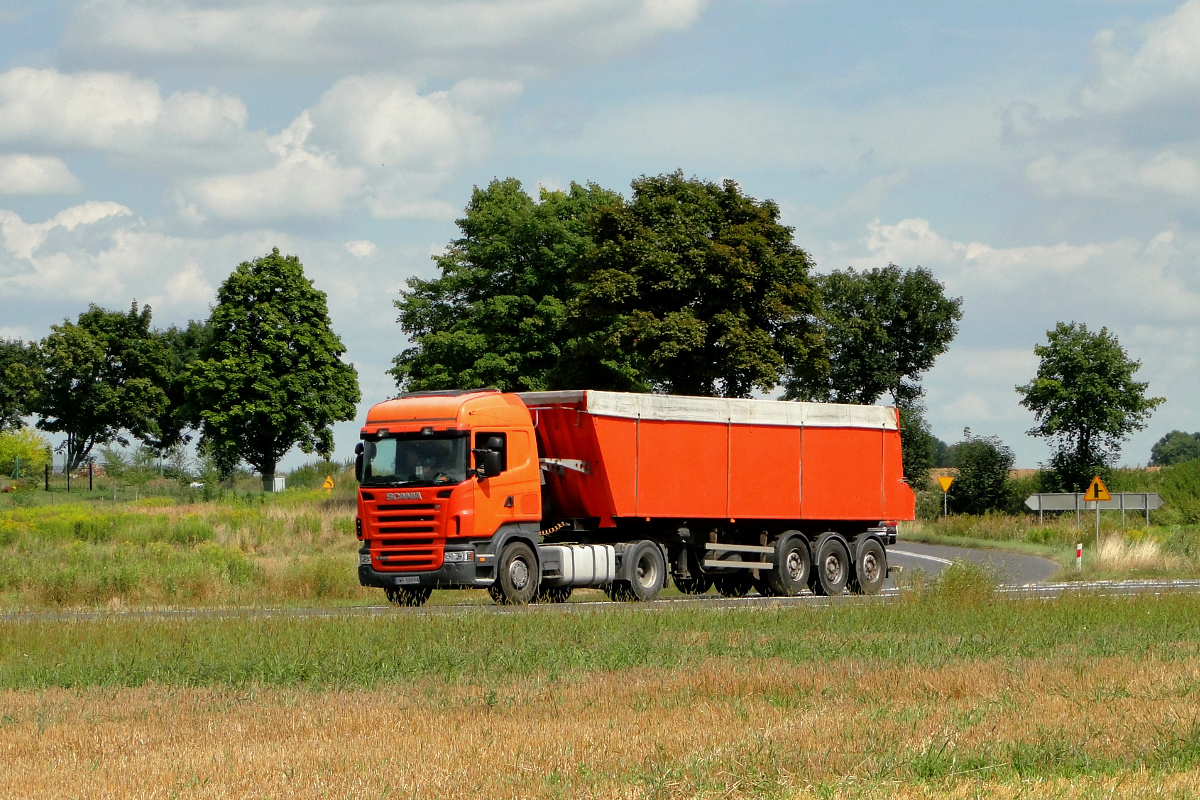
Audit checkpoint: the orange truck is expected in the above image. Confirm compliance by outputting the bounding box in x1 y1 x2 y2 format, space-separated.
354 389 915 606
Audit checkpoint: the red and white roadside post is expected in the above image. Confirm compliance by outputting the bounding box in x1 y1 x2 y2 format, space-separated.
1076 542 1082 571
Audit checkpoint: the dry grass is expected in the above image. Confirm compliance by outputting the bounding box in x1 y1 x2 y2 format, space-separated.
1097 535 1185 572
2 653 1198 799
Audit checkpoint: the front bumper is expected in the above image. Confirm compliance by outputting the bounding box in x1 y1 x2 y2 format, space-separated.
358 543 496 589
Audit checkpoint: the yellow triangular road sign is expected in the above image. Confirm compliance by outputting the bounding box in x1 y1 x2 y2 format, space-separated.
937 476 954 492
322 475 335 490
1084 476 1110 502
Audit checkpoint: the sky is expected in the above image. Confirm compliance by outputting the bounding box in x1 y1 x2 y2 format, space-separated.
1 0 1198 470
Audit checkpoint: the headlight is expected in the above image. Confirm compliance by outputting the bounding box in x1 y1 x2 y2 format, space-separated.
443 550 474 563
358 553 371 566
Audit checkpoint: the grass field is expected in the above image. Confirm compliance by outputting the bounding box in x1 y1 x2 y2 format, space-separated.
1 578 1198 798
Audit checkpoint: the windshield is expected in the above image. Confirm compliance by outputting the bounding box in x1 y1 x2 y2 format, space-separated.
361 434 470 487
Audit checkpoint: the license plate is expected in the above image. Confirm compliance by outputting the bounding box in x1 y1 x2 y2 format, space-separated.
395 576 420 585
359 553 371 565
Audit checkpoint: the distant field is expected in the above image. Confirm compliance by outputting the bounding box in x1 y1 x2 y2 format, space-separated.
1 579 1199 797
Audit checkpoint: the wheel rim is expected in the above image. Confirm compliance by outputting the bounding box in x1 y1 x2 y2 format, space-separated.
509 557 530 589
861 552 879 584
785 548 805 581
823 553 843 584
636 552 659 589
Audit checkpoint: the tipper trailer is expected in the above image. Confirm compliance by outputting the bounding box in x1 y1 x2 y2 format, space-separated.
354 389 915 606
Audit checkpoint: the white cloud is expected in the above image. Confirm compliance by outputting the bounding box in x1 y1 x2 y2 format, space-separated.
63 0 708 76
1026 147 1200 199
1080 0 1200 115
0 67 247 154
183 75 503 221
344 240 377 258
0 154 84 195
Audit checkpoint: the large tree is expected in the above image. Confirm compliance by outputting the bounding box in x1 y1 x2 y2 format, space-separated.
558 171 824 396
145 320 211 451
190 248 360 491
1150 431 1200 467
392 179 621 392
25 303 171 472
0 339 34 431
786 264 962 406
1017 322 1163 490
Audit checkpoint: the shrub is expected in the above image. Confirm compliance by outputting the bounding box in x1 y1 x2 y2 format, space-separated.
0 429 52 478
946 430 1015 515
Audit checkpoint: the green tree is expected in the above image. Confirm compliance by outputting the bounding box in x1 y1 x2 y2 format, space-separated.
392 179 621 392
0 428 52 478
26 303 171 472
146 320 211 451
947 430 1015 515
1017 322 1163 490
1150 431 1200 467
898 404 937 490
100 444 158 501
0 339 34 431
786 264 962 406
190 248 361 491
559 171 824 396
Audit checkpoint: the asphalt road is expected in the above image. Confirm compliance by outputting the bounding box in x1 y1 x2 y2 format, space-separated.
885 541 1060 588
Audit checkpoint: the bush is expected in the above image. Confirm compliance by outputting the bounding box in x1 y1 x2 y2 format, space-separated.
947 431 1015 515
0 429 51 478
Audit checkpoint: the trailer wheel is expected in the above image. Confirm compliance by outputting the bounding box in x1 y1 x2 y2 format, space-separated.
673 574 713 594
810 536 850 596
849 538 887 595
385 586 432 607
714 573 754 597
493 541 539 605
536 586 573 603
610 540 665 602
765 533 811 596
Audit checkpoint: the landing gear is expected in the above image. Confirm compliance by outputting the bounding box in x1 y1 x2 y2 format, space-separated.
673 574 713 595
385 586 432 607
810 535 850 596
849 538 886 595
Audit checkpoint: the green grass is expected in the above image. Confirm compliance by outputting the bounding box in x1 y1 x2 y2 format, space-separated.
3 588 1198 689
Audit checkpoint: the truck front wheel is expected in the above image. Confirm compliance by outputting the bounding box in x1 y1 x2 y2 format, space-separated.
810 536 850 596
849 538 887 595
765 533 811 596
494 541 540 605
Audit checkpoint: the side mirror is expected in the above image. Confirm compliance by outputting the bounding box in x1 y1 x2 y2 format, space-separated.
482 450 503 478
354 442 364 484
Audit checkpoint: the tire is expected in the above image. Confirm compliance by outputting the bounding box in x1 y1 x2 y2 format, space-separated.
493 541 539 605
672 574 713 595
536 586 573 603
849 538 887 595
765 533 811 597
810 535 850 596
384 586 431 607
714 572 754 597
610 540 665 602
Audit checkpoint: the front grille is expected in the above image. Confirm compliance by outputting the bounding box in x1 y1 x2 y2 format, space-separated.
365 494 446 572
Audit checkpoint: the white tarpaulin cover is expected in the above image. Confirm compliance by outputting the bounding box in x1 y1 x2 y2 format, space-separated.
516 390 898 430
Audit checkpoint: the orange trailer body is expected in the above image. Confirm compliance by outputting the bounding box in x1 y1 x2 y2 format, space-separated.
519 391 914 526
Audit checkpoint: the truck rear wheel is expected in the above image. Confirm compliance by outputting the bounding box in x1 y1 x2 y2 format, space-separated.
385 586 431 607
493 541 539 605
810 535 850 596
714 573 754 597
673 574 713 594
765 533 811 596
610 540 665 602
849 538 887 595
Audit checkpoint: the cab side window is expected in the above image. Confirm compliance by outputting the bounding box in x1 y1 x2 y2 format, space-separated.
474 432 507 472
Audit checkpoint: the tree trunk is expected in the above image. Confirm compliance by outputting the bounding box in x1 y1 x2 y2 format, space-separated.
261 470 276 493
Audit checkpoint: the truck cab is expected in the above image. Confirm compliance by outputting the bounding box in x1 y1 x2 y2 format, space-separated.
354 389 542 605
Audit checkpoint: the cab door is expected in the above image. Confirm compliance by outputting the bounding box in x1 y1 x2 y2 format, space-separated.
473 429 541 536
